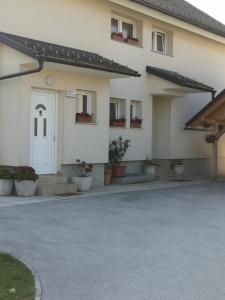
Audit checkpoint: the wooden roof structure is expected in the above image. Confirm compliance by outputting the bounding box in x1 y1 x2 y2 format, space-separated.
186 89 225 140
186 89 225 178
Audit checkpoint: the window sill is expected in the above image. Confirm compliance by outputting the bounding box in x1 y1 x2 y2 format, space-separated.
110 126 127 129
130 127 143 130
111 38 143 48
76 122 97 126
151 49 173 57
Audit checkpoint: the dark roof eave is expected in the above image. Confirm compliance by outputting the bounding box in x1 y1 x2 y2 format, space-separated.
146 66 214 93
44 56 141 77
0 32 140 78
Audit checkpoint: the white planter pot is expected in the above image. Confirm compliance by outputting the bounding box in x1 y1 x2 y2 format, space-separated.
72 176 92 192
0 179 13 196
174 165 184 176
144 165 156 177
15 180 37 197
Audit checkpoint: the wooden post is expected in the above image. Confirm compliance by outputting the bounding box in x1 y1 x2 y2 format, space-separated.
211 125 218 179
211 142 218 179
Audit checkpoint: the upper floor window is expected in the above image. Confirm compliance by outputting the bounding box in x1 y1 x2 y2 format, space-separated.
111 15 136 39
111 14 141 46
152 29 166 53
152 26 173 56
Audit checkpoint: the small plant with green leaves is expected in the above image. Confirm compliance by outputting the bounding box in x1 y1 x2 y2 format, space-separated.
0 168 13 180
14 166 39 182
170 159 184 169
144 160 159 167
75 159 93 177
109 136 130 165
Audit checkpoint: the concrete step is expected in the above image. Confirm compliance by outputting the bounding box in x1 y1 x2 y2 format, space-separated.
112 173 154 185
156 167 174 177
38 175 68 185
37 183 77 196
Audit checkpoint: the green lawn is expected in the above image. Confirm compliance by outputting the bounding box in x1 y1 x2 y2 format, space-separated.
0 253 35 300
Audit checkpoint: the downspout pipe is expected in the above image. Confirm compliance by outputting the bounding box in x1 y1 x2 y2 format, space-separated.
0 58 44 81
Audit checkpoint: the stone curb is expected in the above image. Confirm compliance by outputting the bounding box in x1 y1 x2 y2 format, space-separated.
5 253 42 300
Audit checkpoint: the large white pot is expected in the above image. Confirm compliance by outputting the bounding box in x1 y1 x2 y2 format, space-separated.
0 179 13 196
15 180 37 197
144 165 156 177
174 165 184 176
72 176 92 192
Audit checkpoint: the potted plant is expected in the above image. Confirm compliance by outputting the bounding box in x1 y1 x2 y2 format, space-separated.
104 164 113 185
14 166 39 197
171 159 184 176
109 136 130 177
0 167 14 196
110 118 126 128
76 112 93 123
72 159 93 192
130 117 142 128
144 160 158 179
205 134 217 143
125 36 139 46
111 32 124 42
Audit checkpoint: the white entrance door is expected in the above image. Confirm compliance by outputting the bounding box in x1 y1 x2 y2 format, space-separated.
31 92 56 175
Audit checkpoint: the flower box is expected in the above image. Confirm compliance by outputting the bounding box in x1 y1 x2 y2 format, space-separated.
111 32 124 43
125 38 139 46
130 118 142 128
76 113 93 123
110 120 126 128
130 120 142 128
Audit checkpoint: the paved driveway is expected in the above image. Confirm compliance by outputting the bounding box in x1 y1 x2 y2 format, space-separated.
1 182 225 300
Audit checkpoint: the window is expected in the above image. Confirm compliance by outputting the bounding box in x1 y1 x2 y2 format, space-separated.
76 90 97 123
111 15 136 39
130 100 142 128
76 91 91 115
130 102 136 120
152 29 166 53
111 18 119 34
110 98 126 127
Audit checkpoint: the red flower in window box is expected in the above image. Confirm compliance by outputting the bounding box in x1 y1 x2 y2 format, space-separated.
111 32 125 42
130 117 142 128
76 112 93 123
110 118 126 128
125 37 139 46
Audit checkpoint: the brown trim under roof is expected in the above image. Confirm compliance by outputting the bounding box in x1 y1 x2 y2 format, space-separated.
185 89 225 127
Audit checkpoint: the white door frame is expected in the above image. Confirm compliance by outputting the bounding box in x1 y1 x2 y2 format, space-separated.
30 90 58 175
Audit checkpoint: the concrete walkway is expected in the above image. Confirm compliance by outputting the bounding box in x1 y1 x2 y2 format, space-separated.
1 181 225 299
0 178 208 208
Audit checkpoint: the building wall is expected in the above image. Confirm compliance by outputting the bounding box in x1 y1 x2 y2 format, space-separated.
0 45 110 169
0 0 225 174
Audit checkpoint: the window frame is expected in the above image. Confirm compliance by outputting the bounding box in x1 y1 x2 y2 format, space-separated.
152 29 167 54
111 14 137 39
76 90 92 115
130 102 137 120
110 98 121 120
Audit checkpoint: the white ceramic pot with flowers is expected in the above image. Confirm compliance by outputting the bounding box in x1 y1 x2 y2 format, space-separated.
0 168 14 196
72 159 93 192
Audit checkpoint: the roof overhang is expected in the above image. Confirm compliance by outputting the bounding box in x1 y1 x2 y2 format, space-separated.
0 32 141 80
186 89 225 128
146 66 215 97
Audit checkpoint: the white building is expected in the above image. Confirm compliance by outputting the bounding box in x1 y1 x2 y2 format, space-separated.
0 0 225 188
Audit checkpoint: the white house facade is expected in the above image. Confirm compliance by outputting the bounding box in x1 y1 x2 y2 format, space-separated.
0 0 225 187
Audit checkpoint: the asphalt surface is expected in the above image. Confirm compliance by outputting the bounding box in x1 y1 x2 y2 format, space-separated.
1 182 225 300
